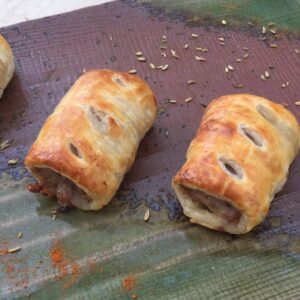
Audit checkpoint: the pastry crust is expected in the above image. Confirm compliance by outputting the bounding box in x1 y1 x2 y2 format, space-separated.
0 35 14 98
25 69 157 210
173 94 300 234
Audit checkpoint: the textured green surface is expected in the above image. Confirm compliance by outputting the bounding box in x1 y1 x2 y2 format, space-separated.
1 175 300 299
139 0 300 34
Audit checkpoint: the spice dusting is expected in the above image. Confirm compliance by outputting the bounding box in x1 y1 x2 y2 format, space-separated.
50 243 64 264
49 242 79 289
122 276 137 291
63 262 79 289
49 242 68 280
0 248 9 256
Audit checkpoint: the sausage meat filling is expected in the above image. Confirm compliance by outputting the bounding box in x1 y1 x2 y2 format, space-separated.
30 168 90 207
183 187 241 224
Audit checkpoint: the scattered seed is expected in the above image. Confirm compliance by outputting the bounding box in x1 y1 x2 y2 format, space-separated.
17 232 23 239
184 44 189 49
232 83 244 88
158 108 166 115
228 65 234 71
225 67 229 73
281 103 289 107
0 140 10 150
109 36 113 41
191 33 198 38
286 81 290 86
8 247 21 254
149 63 155 69
262 26 266 34
8 159 18 165
156 65 163 69
160 46 167 50
270 29 277 34
184 97 193 103
242 47 249 51
221 19 227 25
131 294 137 299
270 44 278 48
218 37 225 42
196 47 208 52
260 74 266 81
171 49 180 59
268 65 275 69
82 68 86 73
136 51 143 56
265 71 270 78
248 21 254 27
144 209 150 221
294 49 300 54
268 22 276 27
52 214 56 220
219 42 226 46
187 80 196 85
161 39 168 44
195 56 206 61
161 52 167 58
258 36 267 41
295 101 300 106
110 55 117 62
244 53 249 59
169 99 177 103
137 57 146 62
165 129 169 137
281 82 288 88
128 69 137 74
236 58 242 62
161 64 169 71
162 35 167 40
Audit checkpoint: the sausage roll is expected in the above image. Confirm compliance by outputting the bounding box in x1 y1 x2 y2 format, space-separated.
0 35 14 98
25 69 157 210
173 94 300 234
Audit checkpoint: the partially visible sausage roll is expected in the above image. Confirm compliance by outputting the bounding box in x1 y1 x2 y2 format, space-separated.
173 94 300 234
25 69 157 210
0 35 14 98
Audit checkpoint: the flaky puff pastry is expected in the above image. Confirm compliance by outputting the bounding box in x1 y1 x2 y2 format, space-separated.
25 69 157 210
0 35 14 98
173 94 300 234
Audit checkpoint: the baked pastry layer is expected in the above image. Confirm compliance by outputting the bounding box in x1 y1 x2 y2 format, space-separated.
0 35 14 98
25 69 157 210
173 94 300 234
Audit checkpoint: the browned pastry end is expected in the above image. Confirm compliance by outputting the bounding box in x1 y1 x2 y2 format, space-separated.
0 35 14 98
173 94 300 234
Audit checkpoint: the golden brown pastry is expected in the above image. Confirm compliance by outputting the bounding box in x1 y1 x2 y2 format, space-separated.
25 69 157 210
0 35 14 98
173 94 300 234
